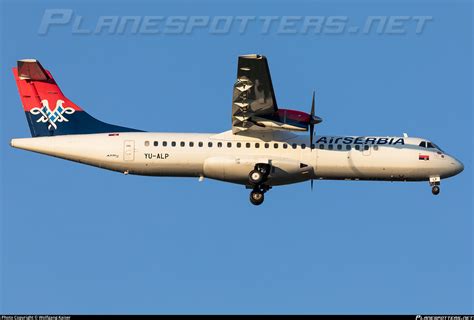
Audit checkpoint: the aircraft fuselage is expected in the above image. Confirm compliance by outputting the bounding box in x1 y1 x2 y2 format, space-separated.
10 131 463 187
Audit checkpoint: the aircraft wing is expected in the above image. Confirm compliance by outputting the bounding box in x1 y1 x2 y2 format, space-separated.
231 54 278 134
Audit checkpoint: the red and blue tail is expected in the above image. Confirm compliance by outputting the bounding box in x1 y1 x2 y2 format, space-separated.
13 59 142 137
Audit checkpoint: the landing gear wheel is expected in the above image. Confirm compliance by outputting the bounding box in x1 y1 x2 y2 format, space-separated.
249 170 264 185
432 185 440 195
250 190 264 206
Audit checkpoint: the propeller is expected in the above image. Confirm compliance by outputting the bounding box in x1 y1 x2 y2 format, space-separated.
309 90 322 191
310 91 315 148
309 90 323 148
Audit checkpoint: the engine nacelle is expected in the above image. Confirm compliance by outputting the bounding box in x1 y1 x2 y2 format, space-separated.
249 108 322 133
203 156 313 186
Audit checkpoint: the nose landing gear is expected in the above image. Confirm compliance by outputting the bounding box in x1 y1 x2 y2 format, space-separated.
431 185 440 195
429 176 441 196
248 163 271 206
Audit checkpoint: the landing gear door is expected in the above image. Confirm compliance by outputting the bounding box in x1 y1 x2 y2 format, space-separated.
124 140 135 161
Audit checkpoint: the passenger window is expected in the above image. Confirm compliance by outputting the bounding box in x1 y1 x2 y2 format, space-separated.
237 142 242 148
163 141 167 147
328 144 333 150
319 144 324 149
373 145 379 151
227 142 232 148
255 143 260 148
274 143 278 149
246 143 251 148
180 141 185 147
283 144 288 149
198 142 203 147
346 145 351 150
145 141 150 147
208 142 213 147
301 144 306 149
355 145 360 150
217 142 222 148
265 143 269 148
292 143 297 149
364 145 369 150
171 141 176 147
153 141 158 147
189 142 194 147
337 145 342 150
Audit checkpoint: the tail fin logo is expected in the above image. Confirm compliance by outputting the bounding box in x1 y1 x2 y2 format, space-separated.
30 99 75 130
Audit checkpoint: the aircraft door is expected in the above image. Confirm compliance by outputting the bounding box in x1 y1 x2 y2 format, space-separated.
124 140 135 161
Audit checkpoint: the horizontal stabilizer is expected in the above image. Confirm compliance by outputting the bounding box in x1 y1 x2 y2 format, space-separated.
17 59 52 81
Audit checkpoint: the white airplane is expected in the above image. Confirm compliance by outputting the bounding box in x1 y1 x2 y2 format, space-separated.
10 55 463 205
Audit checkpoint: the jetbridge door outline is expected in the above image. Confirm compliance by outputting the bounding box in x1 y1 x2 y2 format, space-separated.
124 140 135 161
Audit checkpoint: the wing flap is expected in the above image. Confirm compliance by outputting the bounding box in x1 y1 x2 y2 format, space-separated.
232 54 278 134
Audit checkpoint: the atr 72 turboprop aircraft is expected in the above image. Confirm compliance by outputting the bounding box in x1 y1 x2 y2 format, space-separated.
11 55 463 205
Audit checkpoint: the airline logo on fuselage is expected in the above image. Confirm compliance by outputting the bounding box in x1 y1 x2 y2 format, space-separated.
315 136 405 145
29 99 75 130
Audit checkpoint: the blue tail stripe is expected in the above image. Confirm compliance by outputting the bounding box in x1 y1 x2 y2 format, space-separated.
25 110 143 137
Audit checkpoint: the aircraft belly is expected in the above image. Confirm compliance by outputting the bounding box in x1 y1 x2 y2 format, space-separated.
203 153 313 186
315 148 429 181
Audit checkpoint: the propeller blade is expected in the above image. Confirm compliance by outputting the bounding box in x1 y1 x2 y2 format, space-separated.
310 90 315 149
311 179 314 191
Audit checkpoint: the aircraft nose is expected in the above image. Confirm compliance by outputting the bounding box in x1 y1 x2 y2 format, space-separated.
450 156 464 175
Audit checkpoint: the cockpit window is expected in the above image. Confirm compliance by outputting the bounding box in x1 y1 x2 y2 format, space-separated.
430 142 444 152
419 140 444 152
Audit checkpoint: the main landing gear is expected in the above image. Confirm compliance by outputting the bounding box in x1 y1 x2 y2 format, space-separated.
250 189 265 206
248 164 271 206
429 176 441 196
